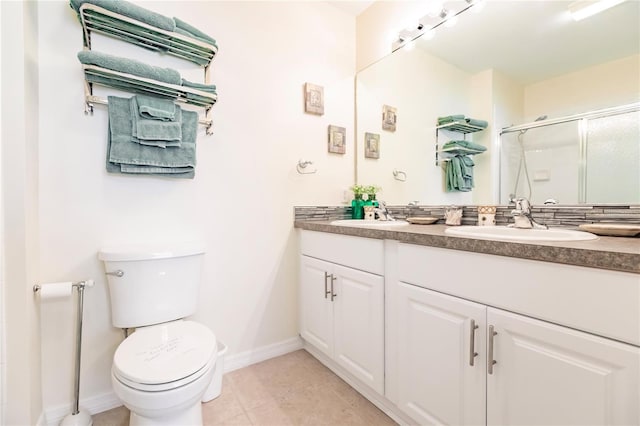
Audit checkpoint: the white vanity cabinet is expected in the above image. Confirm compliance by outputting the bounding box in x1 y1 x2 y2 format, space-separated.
391 243 640 426
395 283 486 425
299 230 385 394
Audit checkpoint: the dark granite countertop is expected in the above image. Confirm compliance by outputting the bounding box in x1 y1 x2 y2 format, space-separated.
295 220 640 274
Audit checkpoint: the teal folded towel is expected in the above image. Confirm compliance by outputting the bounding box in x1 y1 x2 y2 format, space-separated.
174 17 218 48
130 97 182 148
69 0 176 31
107 96 197 178
438 114 465 125
442 140 487 154
466 118 488 128
135 95 176 121
78 51 182 85
181 79 217 93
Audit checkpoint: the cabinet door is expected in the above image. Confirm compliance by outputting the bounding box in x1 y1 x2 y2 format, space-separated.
299 255 333 357
397 283 486 425
487 308 640 425
333 264 385 394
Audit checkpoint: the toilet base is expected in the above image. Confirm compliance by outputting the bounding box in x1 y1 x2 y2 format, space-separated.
130 402 202 426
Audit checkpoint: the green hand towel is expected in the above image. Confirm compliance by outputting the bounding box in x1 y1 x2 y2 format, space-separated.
135 95 176 121
107 96 198 177
173 17 218 47
70 0 176 31
78 51 182 85
130 97 182 147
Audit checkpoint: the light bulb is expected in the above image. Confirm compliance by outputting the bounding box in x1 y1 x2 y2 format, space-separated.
471 0 487 13
444 14 458 27
422 28 436 40
403 40 416 51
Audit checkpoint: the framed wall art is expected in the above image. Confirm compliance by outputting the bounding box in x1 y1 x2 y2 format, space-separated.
304 82 324 115
364 132 380 159
328 125 346 154
382 104 397 131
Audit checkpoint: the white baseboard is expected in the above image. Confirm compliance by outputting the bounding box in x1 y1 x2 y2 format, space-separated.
40 336 303 425
223 336 304 373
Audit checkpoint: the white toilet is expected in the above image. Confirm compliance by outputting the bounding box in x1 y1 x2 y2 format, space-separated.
99 243 216 426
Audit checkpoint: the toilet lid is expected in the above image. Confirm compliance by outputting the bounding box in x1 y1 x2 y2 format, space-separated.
113 321 216 385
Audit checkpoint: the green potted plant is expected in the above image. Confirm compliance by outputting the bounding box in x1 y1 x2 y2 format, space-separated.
349 184 366 219
363 185 380 207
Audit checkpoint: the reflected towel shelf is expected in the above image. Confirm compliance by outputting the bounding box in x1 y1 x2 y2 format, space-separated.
436 121 485 134
79 4 217 67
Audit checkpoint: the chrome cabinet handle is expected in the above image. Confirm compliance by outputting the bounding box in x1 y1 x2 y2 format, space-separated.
488 325 498 374
330 274 337 301
105 270 124 277
469 319 479 366
324 272 331 299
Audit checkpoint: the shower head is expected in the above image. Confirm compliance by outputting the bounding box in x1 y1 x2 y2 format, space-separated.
535 115 547 121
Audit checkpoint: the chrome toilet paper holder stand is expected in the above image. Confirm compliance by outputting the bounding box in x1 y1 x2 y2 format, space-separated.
34 280 94 425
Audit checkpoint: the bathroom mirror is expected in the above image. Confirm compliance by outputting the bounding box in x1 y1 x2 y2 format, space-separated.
355 0 640 205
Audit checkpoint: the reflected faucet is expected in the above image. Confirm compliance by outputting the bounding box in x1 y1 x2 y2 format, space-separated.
374 201 396 221
509 198 548 229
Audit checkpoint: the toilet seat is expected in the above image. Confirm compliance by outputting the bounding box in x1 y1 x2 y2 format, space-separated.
113 320 216 391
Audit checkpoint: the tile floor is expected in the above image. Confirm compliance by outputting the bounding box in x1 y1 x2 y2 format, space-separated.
93 349 398 425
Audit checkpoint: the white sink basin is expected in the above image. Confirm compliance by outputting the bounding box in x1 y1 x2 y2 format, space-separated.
444 226 598 242
330 219 410 227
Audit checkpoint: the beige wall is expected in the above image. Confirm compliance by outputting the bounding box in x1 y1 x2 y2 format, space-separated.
1 1 43 424
3 0 357 421
524 54 640 119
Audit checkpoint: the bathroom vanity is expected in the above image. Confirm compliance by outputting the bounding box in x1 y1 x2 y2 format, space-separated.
296 221 640 425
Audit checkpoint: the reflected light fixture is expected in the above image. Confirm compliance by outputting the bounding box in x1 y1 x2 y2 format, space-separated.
439 8 458 27
568 0 626 21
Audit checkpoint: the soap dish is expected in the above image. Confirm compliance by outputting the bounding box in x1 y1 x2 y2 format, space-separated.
407 217 439 225
578 223 640 237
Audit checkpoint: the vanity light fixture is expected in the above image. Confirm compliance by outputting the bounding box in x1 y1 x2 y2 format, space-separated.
568 0 626 21
391 1 481 51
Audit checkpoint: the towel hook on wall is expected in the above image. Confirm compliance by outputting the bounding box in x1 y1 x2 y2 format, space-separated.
393 169 407 181
297 159 317 175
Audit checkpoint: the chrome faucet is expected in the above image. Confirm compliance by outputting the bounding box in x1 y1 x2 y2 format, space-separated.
374 200 395 221
510 197 548 229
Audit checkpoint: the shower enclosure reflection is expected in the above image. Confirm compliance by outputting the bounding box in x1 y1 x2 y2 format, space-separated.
500 105 640 204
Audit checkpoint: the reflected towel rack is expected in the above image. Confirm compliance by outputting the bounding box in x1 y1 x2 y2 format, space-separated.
76 3 217 135
435 121 486 166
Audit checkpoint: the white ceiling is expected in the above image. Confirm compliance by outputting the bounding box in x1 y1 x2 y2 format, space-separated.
414 0 640 84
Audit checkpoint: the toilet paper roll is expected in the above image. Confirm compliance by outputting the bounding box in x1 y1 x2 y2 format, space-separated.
38 282 73 299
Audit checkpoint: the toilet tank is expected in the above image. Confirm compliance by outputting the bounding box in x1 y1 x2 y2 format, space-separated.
98 242 205 329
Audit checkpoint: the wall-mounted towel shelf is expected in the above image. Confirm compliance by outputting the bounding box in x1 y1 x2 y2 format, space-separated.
82 65 215 129
76 3 217 135
436 147 484 166
79 4 217 66
436 121 485 134
435 121 486 166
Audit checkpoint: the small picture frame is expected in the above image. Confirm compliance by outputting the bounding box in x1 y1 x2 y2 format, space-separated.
328 125 346 154
364 132 380 159
382 105 397 131
304 82 324 115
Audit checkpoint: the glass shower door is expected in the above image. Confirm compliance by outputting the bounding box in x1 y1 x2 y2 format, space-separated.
584 111 640 204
